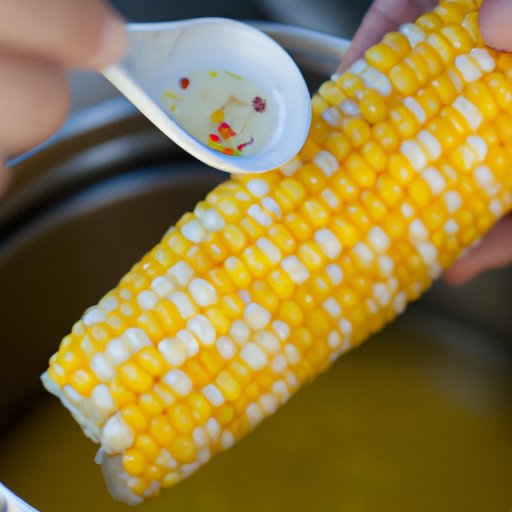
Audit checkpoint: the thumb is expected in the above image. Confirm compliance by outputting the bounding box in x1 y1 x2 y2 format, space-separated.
479 0 512 51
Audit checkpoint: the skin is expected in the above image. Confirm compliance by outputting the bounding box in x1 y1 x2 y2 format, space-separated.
336 0 512 285
0 0 125 182
0 0 509 284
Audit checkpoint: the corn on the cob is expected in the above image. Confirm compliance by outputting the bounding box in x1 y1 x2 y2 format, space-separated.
42 0 512 504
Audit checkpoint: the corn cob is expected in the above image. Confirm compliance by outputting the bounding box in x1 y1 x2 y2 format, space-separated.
42 0 512 505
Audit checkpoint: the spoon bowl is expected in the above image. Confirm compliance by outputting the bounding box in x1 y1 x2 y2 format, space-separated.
103 18 311 173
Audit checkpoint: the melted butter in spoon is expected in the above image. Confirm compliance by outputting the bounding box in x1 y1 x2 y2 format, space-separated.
162 69 276 156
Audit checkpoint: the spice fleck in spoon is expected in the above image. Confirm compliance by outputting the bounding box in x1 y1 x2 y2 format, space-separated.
102 18 311 174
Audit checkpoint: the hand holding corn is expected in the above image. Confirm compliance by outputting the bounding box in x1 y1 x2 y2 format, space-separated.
42 0 512 505
342 0 512 283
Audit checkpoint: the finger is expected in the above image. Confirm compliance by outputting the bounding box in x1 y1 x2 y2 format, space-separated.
338 0 437 73
444 215 512 285
0 0 125 70
479 0 512 52
0 51 70 155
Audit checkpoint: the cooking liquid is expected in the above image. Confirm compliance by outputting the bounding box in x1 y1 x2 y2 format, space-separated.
162 69 277 157
1 325 511 511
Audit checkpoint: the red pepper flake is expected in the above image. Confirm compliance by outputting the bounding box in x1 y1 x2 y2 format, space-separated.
218 122 236 140
237 137 254 152
252 96 266 113
179 77 190 89
223 147 234 155
209 133 221 142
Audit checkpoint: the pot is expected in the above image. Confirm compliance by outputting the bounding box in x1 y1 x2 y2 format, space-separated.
0 24 510 512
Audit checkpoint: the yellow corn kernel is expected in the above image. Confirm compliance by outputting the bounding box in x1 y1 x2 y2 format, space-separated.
136 311 165 341
404 54 430 86
183 360 211 388
299 139 320 161
251 281 280 313
342 118 371 148
441 25 475 53
464 82 498 121
362 191 388 221
295 163 327 194
136 346 166 377
345 204 371 231
109 378 136 408
200 350 224 377
241 246 272 279
216 371 242 401
224 257 251 289
268 268 296 300
216 405 235 426
206 268 235 296
57 347 83 372
47 364 67 387
135 434 160 459
486 73 512 111
330 217 360 247
416 12 443 31
415 42 443 76
70 369 97 397
319 80 346 105
325 132 351 161
167 403 194 434
138 392 164 418
390 62 420 96
149 415 176 446
435 2 466 24
118 361 154 394
122 403 149 432
123 448 148 477
169 435 197 463
408 178 433 208
277 178 307 206
284 212 313 241
300 198 330 227
297 241 325 272
495 112 512 143
205 306 231 336
311 95 330 115
221 293 245 319
310 119 331 145
428 117 460 151
346 153 377 188
335 73 365 97
361 140 387 172
384 213 406 240
359 90 389 125
390 105 421 139
382 31 411 56
373 122 399 153
364 43 400 72
416 86 442 120
187 392 212 424
427 32 455 65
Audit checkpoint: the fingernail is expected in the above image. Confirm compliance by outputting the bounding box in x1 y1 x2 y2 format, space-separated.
89 11 127 70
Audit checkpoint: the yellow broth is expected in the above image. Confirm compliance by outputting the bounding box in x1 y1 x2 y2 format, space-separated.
1 319 511 511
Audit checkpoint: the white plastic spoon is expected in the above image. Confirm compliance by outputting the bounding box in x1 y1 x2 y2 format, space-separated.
102 18 311 174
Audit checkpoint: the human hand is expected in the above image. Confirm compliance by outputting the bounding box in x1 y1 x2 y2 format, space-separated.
0 0 126 194
337 0 512 284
